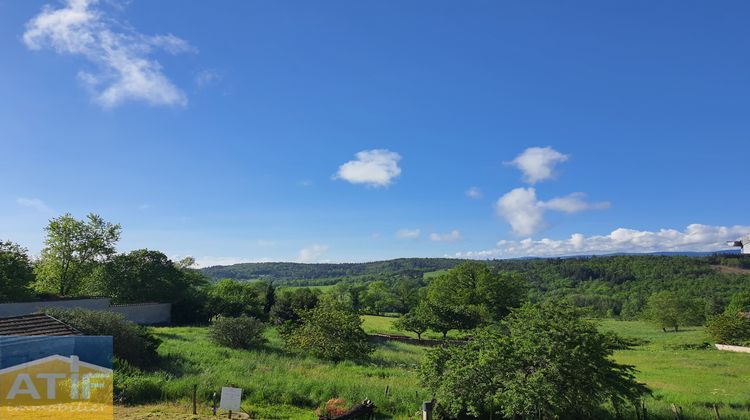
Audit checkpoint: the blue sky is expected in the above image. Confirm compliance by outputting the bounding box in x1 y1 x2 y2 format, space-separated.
1 0 749 266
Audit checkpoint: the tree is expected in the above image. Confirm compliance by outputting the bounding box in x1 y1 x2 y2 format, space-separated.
271 287 320 325
422 261 525 335
284 302 373 361
0 240 35 302
725 291 750 315
263 281 276 318
206 279 264 318
392 278 422 314
706 313 750 345
645 291 705 332
34 213 120 296
394 303 430 340
87 249 184 303
420 302 649 418
362 280 396 315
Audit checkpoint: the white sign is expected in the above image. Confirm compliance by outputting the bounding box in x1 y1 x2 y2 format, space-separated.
219 386 242 411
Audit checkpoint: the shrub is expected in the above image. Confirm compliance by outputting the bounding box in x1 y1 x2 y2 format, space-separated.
44 308 160 367
284 303 373 361
706 313 750 345
206 279 265 319
208 315 267 350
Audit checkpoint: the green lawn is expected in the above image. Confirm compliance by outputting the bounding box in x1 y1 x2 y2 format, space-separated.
124 326 428 419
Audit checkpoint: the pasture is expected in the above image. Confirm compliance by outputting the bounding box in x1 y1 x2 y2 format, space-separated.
120 317 750 419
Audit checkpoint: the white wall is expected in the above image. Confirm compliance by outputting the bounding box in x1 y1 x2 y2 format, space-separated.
0 299 171 325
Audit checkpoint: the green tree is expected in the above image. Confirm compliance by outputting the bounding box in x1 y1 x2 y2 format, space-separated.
394 303 430 340
420 302 649 418
0 240 35 302
706 313 750 345
271 287 320 325
206 279 265 318
284 302 373 361
87 249 184 303
34 213 120 296
725 291 750 315
422 261 525 334
362 280 396 315
645 291 705 332
392 278 422 314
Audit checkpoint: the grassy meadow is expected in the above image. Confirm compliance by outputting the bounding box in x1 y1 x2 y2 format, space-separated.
123 326 429 419
121 317 750 419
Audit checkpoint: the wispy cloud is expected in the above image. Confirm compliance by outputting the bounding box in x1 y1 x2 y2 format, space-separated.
429 229 462 242
298 244 329 263
16 197 54 214
194 69 222 87
465 187 482 199
334 149 402 187
496 188 609 236
454 224 750 259
396 229 421 239
507 146 569 184
23 0 194 108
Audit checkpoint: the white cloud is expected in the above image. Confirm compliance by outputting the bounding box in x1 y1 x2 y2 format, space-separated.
16 197 54 213
23 0 193 108
508 146 569 184
454 224 750 259
298 244 329 263
496 188 609 236
465 187 482 199
334 149 402 187
429 229 462 242
396 229 421 239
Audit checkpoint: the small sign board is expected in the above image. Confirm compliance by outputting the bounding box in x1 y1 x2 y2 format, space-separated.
219 387 242 411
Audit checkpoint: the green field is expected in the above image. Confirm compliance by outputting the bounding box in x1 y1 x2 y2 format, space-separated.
123 317 750 419
125 326 429 419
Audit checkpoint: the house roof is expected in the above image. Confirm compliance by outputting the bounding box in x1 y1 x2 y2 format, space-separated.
0 313 82 336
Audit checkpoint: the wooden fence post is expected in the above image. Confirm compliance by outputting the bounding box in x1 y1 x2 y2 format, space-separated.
713 404 721 420
422 400 434 420
192 384 197 415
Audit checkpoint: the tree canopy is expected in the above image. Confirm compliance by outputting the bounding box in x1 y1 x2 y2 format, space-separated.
421 302 649 418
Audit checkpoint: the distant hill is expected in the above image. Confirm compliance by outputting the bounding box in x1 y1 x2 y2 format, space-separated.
199 251 742 285
199 258 464 282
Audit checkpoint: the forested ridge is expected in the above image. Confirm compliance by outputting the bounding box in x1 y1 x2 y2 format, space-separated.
202 254 750 318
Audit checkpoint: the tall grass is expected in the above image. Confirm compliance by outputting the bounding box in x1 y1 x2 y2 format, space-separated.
120 326 429 419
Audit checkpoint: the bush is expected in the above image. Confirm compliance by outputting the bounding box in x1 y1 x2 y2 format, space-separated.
206 279 265 319
208 315 267 350
284 302 373 361
706 313 750 345
44 308 160 367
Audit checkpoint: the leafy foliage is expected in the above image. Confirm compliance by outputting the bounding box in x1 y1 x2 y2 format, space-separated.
208 315 267 350
34 213 121 296
645 291 705 332
45 307 160 367
705 313 750 345
206 279 266 319
283 302 373 361
271 287 320 325
0 240 35 302
420 302 649 418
